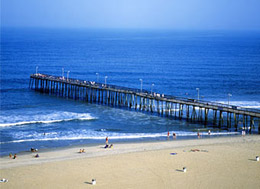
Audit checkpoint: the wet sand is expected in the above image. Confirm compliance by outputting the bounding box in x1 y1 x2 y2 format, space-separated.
1 136 260 188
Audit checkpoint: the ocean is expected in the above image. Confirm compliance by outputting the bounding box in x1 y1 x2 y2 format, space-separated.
1 28 260 156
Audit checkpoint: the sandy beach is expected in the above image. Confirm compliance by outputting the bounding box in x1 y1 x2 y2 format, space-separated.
1 135 260 189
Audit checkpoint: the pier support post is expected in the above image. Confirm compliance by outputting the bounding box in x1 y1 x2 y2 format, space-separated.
249 116 253 134
135 95 137 110
129 94 133 108
161 101 164 116
174 103 177 118
227 112 230 128
219 111 223 128
139 97 142 111
192 106 196 122
204 108 209 126
150 99 153 113
243 115 246 129
258 119 260 134
169 103 173 117
186 105 189 120
213 110 217 126
179 104 183 119
157 100 160 115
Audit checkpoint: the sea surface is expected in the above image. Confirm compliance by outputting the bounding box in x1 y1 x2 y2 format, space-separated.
1 28 260 156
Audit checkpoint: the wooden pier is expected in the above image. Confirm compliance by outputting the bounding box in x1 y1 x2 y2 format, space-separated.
29 74 260 133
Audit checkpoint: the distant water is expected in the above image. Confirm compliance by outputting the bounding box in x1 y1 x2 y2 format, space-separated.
1 28 260 156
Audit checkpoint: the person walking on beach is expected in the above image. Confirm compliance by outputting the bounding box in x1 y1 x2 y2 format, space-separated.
197 131 200 138
167 131 170 139
173 133 176 139
106 137 108 145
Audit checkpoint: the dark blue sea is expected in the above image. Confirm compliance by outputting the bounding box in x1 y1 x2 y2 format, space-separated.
1 28 260 156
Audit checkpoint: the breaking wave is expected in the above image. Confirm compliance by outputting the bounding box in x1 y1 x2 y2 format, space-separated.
0 112 96 127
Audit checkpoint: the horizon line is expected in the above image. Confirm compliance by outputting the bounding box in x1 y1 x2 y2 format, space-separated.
2 26 260 32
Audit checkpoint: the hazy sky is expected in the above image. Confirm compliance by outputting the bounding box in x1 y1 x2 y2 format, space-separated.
2 0 260 30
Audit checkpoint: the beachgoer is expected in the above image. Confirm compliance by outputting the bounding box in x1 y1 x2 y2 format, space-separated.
104 144 109 148
82 149 85 153
35 154 39 158
79 149 82 153
197 131 200 138
167 131 170 138
109 144 113 148
106 137 108 145
208 130 211 135
173 133 176 139
9 153 12 158
13 154 17 159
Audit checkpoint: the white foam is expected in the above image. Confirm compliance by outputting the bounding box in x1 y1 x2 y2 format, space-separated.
0 131 239 144
0 112 96 127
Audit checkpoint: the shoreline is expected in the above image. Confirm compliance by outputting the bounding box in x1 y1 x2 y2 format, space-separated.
0 131 244 157
0 134 242 159
0 135 255 169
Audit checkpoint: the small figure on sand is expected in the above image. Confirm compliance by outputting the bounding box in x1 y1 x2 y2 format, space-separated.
13 154 17 159
0 178 8 183
173 133 176 139
208 130 211 135
31 148 38 152
79 149 85 153
106 136 109 145
167 131 170 139
104 144 113 149
9 153 12 158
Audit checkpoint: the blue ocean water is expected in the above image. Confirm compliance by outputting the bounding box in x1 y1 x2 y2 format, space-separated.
1 28 260 155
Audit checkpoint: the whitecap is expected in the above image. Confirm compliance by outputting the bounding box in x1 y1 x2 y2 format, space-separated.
0 112 97 127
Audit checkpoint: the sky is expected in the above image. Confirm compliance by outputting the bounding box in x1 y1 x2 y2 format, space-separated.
1 0 260 30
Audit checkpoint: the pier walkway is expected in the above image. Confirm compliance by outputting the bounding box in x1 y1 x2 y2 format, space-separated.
30 74 260 133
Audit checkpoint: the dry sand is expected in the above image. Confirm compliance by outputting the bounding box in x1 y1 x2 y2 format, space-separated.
1 136 260 189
